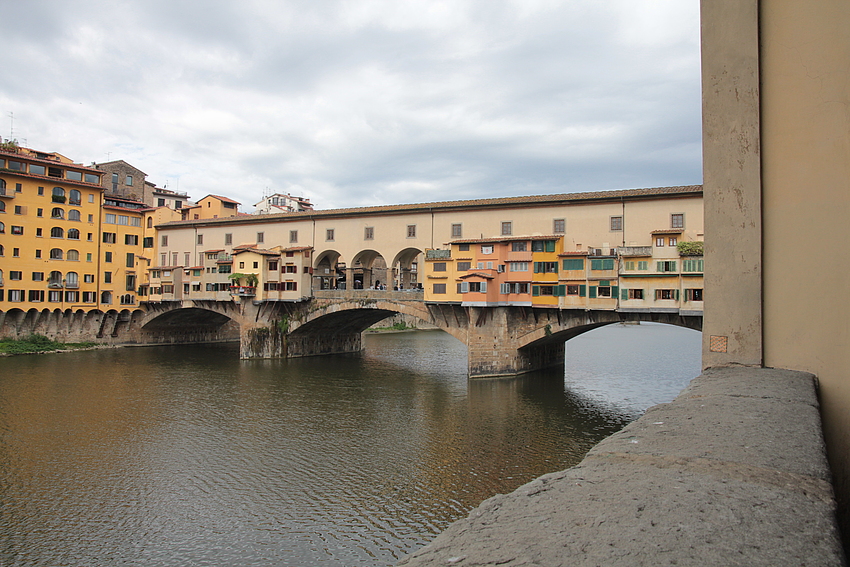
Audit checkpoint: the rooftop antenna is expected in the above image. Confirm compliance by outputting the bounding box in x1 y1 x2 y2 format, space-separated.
8 111 14 140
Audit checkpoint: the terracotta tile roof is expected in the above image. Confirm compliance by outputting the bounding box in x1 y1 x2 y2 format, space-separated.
201 194 241 205
158 185 703 228
558 250 590 256
651 228 684 234
458 271 495 280
203 249 225 253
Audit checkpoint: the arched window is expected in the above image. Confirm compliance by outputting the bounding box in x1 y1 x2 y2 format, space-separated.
51 227 64 238
50 248 64 260
51 207 64 219
48 271 63 287
0 269 3 285
0 201 5 212
0 178 5 191
65 272 79 288
52 187 66 203
0 221 4 233
69 189 81 205
66 249 79 261
67 228 80 240
147 217 153 228
68 209 81 221
101 291 112 304
0 244 4 256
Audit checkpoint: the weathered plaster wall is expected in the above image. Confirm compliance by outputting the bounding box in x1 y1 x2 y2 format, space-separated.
759 0 850 533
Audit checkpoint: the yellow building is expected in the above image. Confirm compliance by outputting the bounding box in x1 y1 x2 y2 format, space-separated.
1 146 105 309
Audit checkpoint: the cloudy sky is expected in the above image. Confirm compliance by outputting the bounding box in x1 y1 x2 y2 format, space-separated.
1 0 701 211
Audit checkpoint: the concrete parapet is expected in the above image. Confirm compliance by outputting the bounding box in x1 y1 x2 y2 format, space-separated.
398 367 844 566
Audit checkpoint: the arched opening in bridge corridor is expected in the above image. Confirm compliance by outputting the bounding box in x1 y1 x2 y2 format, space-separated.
314 250 346 290
391 247 424 291
559 322 702 417
350 249 387 290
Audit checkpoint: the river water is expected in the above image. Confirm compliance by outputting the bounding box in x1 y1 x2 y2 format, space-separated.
0 323 701 566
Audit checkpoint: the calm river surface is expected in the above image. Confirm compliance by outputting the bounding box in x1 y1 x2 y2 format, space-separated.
0 323 701 566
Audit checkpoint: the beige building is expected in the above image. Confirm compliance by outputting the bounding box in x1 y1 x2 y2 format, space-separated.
701 0 850 538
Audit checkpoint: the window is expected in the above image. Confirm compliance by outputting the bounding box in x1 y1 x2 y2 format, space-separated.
48 271 63 287
657 261 677 272
671 213 684 228
35 249 42 259
656 289 676 300
458 244 470 252
68 210 81 221
13 247 20 256
67 250 79 261
501 221 512 236
126 175 133 186
11 226 23 235
29 290 45 302
225 233 232 245
451 224 462 238
82 291 96 303
669 237 677 246
511 242 527 252
104 272 112 284
432 283 447 294
195 234 204 246
562 258 584 271
65 291 79 302
84 274 95 283
142 237 154 248
126 274 137 291
682 259 704 272
456 261 471 271
531 240 556 252
50 248 63 260
553 218 565 233
8 290 24 302
284 265 297 273
253 262 259 269
147 217 153 228
610 216 623 231
125 234 139 246
10 271 22 281
534 261 558 273
509 262 528 272
364 227 374 240
48 290 63 303
126 253 135 268
51 227 64 238
686 288 703 301
101 291 112 304
32 272 45 281
628 289 644 300
625 261 635 270
69 190 81 205
103 232 116 244
655 237 665 247
481 245 494 255
638 261 648 270
0 202 4 213
51 207 64 219
326 229 335 241
14 205 25 215
567 285 580 296
104 251 113 263
268 261 278 271
407 225 416 238
257 232 265 244
591 258 615 270
432 262 447 272
161 235 168 247
66 171 82 182
52 187 65 203
175 201 182 209
469 281 487 293
289 230 297 243
597 286 612 298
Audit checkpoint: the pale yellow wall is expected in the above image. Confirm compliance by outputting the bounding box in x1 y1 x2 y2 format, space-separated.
759 0 850 529
701 0 850 533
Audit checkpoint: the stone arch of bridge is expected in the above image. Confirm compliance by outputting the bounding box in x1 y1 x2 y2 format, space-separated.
515 311 703 354
290 298 466 345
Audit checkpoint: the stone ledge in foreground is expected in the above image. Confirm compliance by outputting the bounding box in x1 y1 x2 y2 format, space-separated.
397 367 845 567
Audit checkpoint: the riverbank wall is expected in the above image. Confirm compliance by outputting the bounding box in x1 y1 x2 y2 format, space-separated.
398 367 845 566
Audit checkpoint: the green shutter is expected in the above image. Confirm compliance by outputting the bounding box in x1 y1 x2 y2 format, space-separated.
675 289 680 300
545 240 555 253
579 285 586 297
532 285 540 296
604 259 614 270
621 288 628 300
533 262 541 273
555 285 565 297
589 286 597 298
671 261 677 272
657 261 663 272
563 258 584 270
599 280 609 286
612 285 619 298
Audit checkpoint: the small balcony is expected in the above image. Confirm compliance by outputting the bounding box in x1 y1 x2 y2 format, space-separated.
230 286 256 297
618 246 653 257
426 249 452 260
